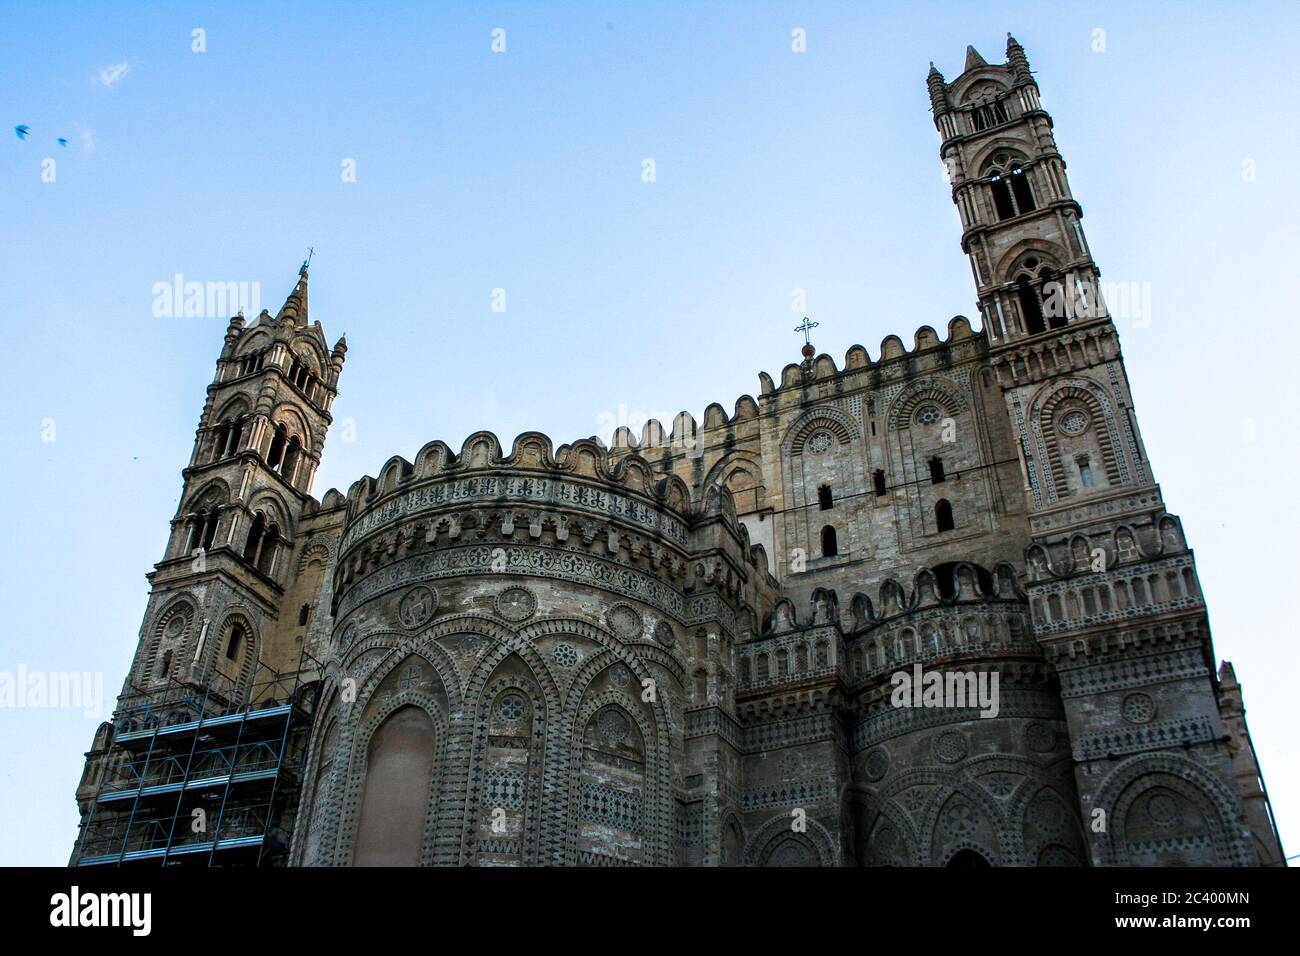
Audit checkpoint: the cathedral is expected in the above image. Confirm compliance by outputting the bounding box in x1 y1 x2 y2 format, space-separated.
72 37 1282 867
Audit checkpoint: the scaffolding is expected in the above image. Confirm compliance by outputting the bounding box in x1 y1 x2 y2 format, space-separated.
72 647 322 867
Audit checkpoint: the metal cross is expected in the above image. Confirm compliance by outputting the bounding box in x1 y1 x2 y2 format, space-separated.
301 246 315 273
794 316 819 345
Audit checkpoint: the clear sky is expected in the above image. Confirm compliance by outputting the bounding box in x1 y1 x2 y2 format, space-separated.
2 1 1296 866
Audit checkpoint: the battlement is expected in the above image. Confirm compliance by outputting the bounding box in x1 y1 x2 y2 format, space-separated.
343 430 697 522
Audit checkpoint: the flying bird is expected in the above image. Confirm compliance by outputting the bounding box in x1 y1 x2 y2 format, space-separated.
15 124 30 140
57 137 68 147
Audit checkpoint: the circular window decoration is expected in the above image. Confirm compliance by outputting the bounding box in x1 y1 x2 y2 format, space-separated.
497 692 526 723
864 747 890 782
935 731 968 764
606 604 643 641
1025 722 1056 753
807 431 834 454
914 404 943 427
653 621 676 648
1121 692 1156 724
1145 790 1183 828
1058 408 1090 436
495 586 537 623
608 664 632 687
597 709 629 742
398 585 437 629
552 642 580 668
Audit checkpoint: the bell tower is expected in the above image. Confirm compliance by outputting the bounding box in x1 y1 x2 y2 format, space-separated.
930 38 1272 865
134 262 347 702
931 35 1104 344
72 262 349 864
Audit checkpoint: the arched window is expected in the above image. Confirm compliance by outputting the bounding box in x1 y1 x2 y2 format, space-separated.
873 469 887 497
821 525 839 557
200 509 219 549
817 485 833 510
1010 165 1036 213
298 604 311 626
354 706 436 866
971 98 1008 131
1039 267 1068 330
947 848 991 867
258 523 280 576
225 416 245 456
935 499 955 532
1017 274 1046 335
267 425 287 471
929 458 946 484
282 436 301 483
986 155 1035 221
243 512 266 564
991 171 1015 219
225 622 245 661
186 507 220 552
211 422 230 462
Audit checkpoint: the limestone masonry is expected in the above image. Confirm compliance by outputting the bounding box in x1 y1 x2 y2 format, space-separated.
72 37 1282 867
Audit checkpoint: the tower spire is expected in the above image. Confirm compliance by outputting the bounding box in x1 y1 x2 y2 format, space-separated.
276 262 309 326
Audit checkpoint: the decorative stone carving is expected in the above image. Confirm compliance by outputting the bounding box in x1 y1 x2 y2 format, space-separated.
1024 722 1056 753
1121 692 1156 724
398 585 437 629
552 641 580 668
495 586 537 623
935 731 968 763
864 747 890 782
606 603 643 641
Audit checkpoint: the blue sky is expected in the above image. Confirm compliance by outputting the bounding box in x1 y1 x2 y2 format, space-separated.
2 1 1297 865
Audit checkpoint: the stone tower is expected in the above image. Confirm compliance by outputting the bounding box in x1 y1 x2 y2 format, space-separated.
140 262 345 701
71 266 350 864
929 36 1265 865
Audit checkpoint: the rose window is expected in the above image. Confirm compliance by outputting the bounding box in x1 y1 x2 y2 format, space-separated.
1059 409 1090 436
807 431 833 454
914 404 942 426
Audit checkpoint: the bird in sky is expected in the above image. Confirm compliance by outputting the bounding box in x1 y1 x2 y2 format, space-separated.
15 124 30 140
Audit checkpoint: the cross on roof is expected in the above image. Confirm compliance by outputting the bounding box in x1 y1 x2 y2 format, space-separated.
794 316 819 345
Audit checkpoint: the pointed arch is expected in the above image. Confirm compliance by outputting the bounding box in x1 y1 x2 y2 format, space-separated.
461 653 549 866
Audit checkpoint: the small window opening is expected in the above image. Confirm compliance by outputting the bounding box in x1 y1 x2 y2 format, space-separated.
820 525 839 558
817 485 833 510
935 499 955 532
226 624 245 661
